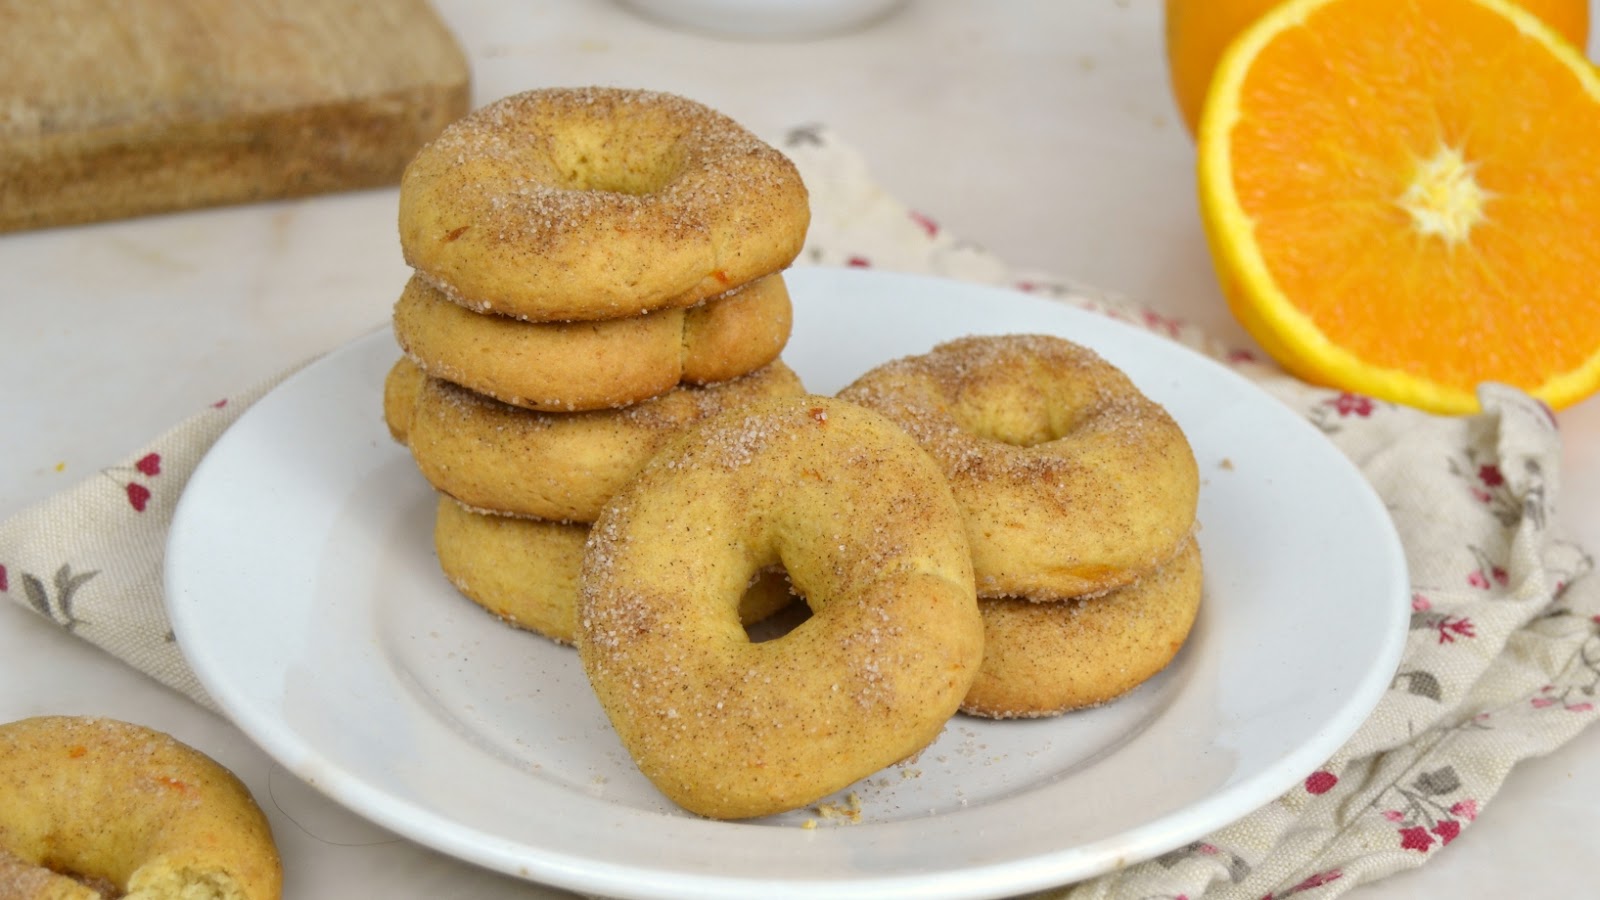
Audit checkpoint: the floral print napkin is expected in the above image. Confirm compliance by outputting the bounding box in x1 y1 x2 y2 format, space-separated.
3 127 1597 900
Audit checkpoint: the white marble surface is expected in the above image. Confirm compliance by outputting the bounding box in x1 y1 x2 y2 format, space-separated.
2 2 1596 897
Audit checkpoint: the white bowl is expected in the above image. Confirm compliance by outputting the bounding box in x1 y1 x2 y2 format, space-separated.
616 0 908 40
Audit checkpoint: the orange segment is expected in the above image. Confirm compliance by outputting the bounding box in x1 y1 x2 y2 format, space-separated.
1199 0 1600 414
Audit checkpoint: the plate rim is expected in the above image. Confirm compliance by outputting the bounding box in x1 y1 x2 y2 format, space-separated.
166 266 1410 900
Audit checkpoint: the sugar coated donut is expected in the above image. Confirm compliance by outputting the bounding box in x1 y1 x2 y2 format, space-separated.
399 87 810 322
433 495 795 644
392 272 792 411
962 537 1203 718
382 351 427 443
839 334 1199 600
578 396 983 820
390 358 806 522
0 716 282 900
679 276 795 385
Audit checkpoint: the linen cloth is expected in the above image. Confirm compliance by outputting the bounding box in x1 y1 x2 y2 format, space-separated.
3 127 1596 900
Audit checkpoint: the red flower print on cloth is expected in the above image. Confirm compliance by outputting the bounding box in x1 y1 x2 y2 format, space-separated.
908 209 940 237
1307 391 1385 434
1304 771 1338 794
1411 590 1477 645
1412 611 1476 643
1141 309 1184 339
1260 867 1345 899
1531 684 1597 713
1449 447 1548 529
1382 766 1475 854
1398 826 1435 852
103 452 162 513
1463 544 1509 591
0 563 8 592
125 483 151 512
1332 392 1374 417
134 452 161 476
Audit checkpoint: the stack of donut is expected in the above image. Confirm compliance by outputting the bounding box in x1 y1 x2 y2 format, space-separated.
383 87 813 644
839 334 1203 719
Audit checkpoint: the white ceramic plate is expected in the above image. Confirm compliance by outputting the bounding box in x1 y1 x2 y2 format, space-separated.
167 268 1409 900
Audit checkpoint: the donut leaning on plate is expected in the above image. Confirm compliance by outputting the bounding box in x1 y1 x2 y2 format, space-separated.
392 271 792 412
398 86 810 322
432 494 795 644
578 396 983 820
0 716 282 900
838 334 1200 601
385 357 806 522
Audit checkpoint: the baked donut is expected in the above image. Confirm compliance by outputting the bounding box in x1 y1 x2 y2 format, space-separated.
679 276 795 385
382 350 428 443
390 358 806 522
0 716 282 899
398 87 810 322
839 334 1199 600
392 272 792 412
433 495 794 644
962 537 1203 718
578 396 983 820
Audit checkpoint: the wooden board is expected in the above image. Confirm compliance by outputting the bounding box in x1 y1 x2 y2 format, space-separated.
0 0 471 232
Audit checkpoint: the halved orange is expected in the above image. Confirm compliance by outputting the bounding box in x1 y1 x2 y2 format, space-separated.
1198 0 1600 414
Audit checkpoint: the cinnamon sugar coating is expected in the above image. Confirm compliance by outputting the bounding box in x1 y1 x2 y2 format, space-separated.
392 272 792 412
385 358 805 522
398 87 810 321
963 537 1203 718
432 495 794 645
0 716 282 900
577 397 982 820
839 334 1200 600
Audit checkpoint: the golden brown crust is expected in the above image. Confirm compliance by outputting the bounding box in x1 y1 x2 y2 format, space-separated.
391 273 792 412
390 358 806 522
577 397 983 820
838 334 1200 600
961 538 1204 718
0 716 282 900
680 275 794 384
432 495 794 645
382 350 428 443
398 87 810 321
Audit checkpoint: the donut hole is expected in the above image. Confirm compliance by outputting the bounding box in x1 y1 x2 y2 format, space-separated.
949 387 1087 447
745 597 812 642
547 127 686 196
940 366 1107 445
741 566 811 642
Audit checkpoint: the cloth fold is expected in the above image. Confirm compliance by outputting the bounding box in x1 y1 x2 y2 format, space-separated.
3 127 1595 899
